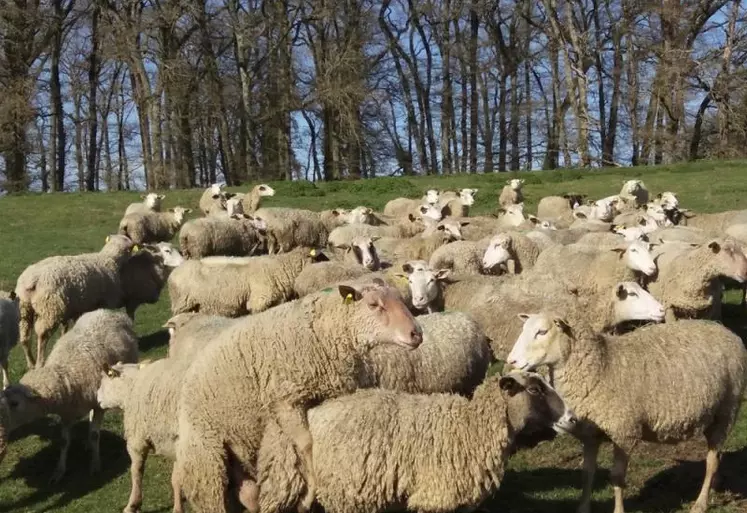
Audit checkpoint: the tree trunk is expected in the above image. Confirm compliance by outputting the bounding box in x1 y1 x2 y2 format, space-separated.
468 0 479 173
86 1 100 191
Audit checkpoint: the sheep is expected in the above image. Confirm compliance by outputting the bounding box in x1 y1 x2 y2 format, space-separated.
495 203 527 228
438 188 478 217
428 238 492 275
649 225 708 245
653 191 679 210
0 291 19 388
15 234 137 369
327 216 425 247
383 198 445 222
537 194 587 226
525 229 557 251
179 214 268 259
499 179 525 207
684 208 747 234
573 198 615 222
507 314 747 513
253 207 348 254
120 242 184 320
199 183 228 215
118 207 192 244
208 196 245 219
613 202 669 229
530 239 657 298
294 238 381 297
481 231 542 275
168 246 330 316
163 312 238 360
422 189 440 205
441 276 665 359
376 219 467 263
238 183 275 213
173 278 423 513
256 370 575 513
620 178 649 205
575 231 645 249
648 238 747 320
0 309 138 483
124 193 166 216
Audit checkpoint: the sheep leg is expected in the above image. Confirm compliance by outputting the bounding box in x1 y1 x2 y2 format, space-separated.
88 407 104 474
1 357 9 389
18 302 35 369
171 464 185 513
124 443 150 513
34 323 54 369
689 448 720 513
610 444 630 513
273 403 316 513
577 438 600 513
50 422 73 484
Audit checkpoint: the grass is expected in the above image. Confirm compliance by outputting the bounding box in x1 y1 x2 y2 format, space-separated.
1 159 747 512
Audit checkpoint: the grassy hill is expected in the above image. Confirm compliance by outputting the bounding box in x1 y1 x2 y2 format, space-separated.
1 159 746 512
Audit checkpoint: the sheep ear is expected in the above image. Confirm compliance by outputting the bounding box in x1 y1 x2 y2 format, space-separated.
708 241 721 253
656 193 663 199
158 194 166 200
434 269 451 281
610 247 626 258
553 318 571 334
528 215 539 225
365 208 373 215
168 208 175 213
338 285 363 303
517 313 530 322
505 180 511 185
499 376 524 397
460 221 470 227
224 192 236 200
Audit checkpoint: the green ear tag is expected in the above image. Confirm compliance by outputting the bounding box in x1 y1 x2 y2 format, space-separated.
321 287 333 293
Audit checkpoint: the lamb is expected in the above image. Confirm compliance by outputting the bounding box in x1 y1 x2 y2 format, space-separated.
124 193 166 216
495 203 528 228
573 198 615 222
120 242 184 320
254 207 348 254
619 178 649 205
653 191 679 210
507 314 747 513
0 309 138 483
294 238 381 297
0 291 19 388
118 207 192 244
15 234 137 369
441 276 665 359
376 219 467 263
383 198 444 221
428 238 492 275
648 238 747 320
179 214 268 259
199 183 228 215
438 188 478 217
499 179 525 207
530 239 656 298
256 370 575 513
173 279 423 513
481 231 542 274
422 189 440 205
537 194 587 226
168 246 330 316
240 184 276 213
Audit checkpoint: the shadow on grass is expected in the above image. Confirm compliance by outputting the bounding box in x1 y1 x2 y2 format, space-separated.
483 447 747 513
0 418 128 512
139 329 169 353
722 302 747 344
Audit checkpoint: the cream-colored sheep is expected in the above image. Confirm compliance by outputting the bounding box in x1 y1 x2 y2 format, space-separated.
428 238 492 275
0 291 19 388
179 214 268 259
481 231 541 274
240 184 276 213
118 207 192 244
438 188 478 217
173 280 423 513
294 238 381 297
499 179 525 207
508 315 746 513
125 193 165 216
199 183 227 215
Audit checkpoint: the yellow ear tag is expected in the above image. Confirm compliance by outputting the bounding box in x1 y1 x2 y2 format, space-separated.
343 293 354 305
107 370 116 377
132 244 139 253
309 249 316 257
105 235 111 243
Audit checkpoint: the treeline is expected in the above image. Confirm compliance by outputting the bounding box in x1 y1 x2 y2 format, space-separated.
0 0 745 192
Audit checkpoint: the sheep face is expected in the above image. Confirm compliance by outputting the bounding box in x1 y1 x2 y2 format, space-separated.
348 206 374 225
459 188 478 206
399 264 450 311
209 183 225 196
97 363 141 410
418 204 443 222
706 239 747 283
500 371 577 439
151 242 185 268
168 207 192 225
483 234 512 272
507 313 572 371
436 219 468 241
645 203 669 225
613 225 648 242
255 184 275 197
141 193 165 210
657 191 679 210
424 189 440 205
338 280 423 350
612 241 656 277
346 236 381 271
621 179 644 196
1 384 45 432
612 282 665 323
508 179 524 191
500 203 526 227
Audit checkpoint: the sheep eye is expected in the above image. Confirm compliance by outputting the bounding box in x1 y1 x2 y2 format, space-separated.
628 292 638 297
536 329 548 337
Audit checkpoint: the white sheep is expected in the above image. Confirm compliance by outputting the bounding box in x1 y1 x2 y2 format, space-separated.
240 184 276 213
376 219 468 263
0 309 139 483
0 291 19 388
499 179 525 207
428 238 492 275
173 279 423 513
422 189 440 205
620 178 649 205
199 183 227 215
256 370 575 513
536 194 586 226
168 246 329 316
15 234 137 369
124 193 166 216
438 188 478 217
507 315 746 513
294 238 381 297
481 231 542 275
118 207 192 244
179 214 268 259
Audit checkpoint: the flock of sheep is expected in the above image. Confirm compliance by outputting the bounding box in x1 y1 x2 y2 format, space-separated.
0 177 746 513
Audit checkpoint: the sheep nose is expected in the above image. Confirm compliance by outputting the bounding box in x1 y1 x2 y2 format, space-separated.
410 329 423 347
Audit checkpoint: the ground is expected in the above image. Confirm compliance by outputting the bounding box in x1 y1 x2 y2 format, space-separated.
0 160 746 513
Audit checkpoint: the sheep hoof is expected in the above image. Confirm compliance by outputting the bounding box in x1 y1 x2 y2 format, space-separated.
689 502 708 513
123 506 140 513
